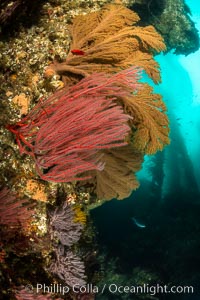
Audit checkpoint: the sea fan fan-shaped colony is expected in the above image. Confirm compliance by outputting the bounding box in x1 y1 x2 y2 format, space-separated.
48 203 86 288
45 4 166 85
7 68 140 183
49 245 86 288
7 4 169 201
2 3 170 297
0 187 35 229
49 202 84 247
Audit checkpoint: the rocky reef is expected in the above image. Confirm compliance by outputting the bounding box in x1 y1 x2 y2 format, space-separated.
0 1 199 299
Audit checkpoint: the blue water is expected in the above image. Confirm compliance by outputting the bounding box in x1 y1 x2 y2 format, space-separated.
138 0 200 193
92 3 200 299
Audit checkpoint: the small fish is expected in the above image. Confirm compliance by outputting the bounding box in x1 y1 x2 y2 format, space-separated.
131 217 146 228
71 49 85 56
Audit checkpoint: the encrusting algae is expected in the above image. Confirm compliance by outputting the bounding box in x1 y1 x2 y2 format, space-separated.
6 3 169 200
73 205 87 225
11 93 30 116
0 1 170 299
24 179 48 202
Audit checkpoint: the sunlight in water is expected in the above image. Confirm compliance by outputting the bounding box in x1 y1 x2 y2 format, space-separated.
138 0 200 191
180 0 200 107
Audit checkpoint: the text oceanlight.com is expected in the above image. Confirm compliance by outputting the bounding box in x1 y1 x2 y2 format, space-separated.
35 283 194 296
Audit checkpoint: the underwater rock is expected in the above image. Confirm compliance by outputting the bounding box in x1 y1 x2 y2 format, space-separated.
0 0 45 32
131 0 200 55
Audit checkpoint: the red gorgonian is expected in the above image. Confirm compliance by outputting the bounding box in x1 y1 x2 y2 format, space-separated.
0 187 35 229
6 67 141 183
